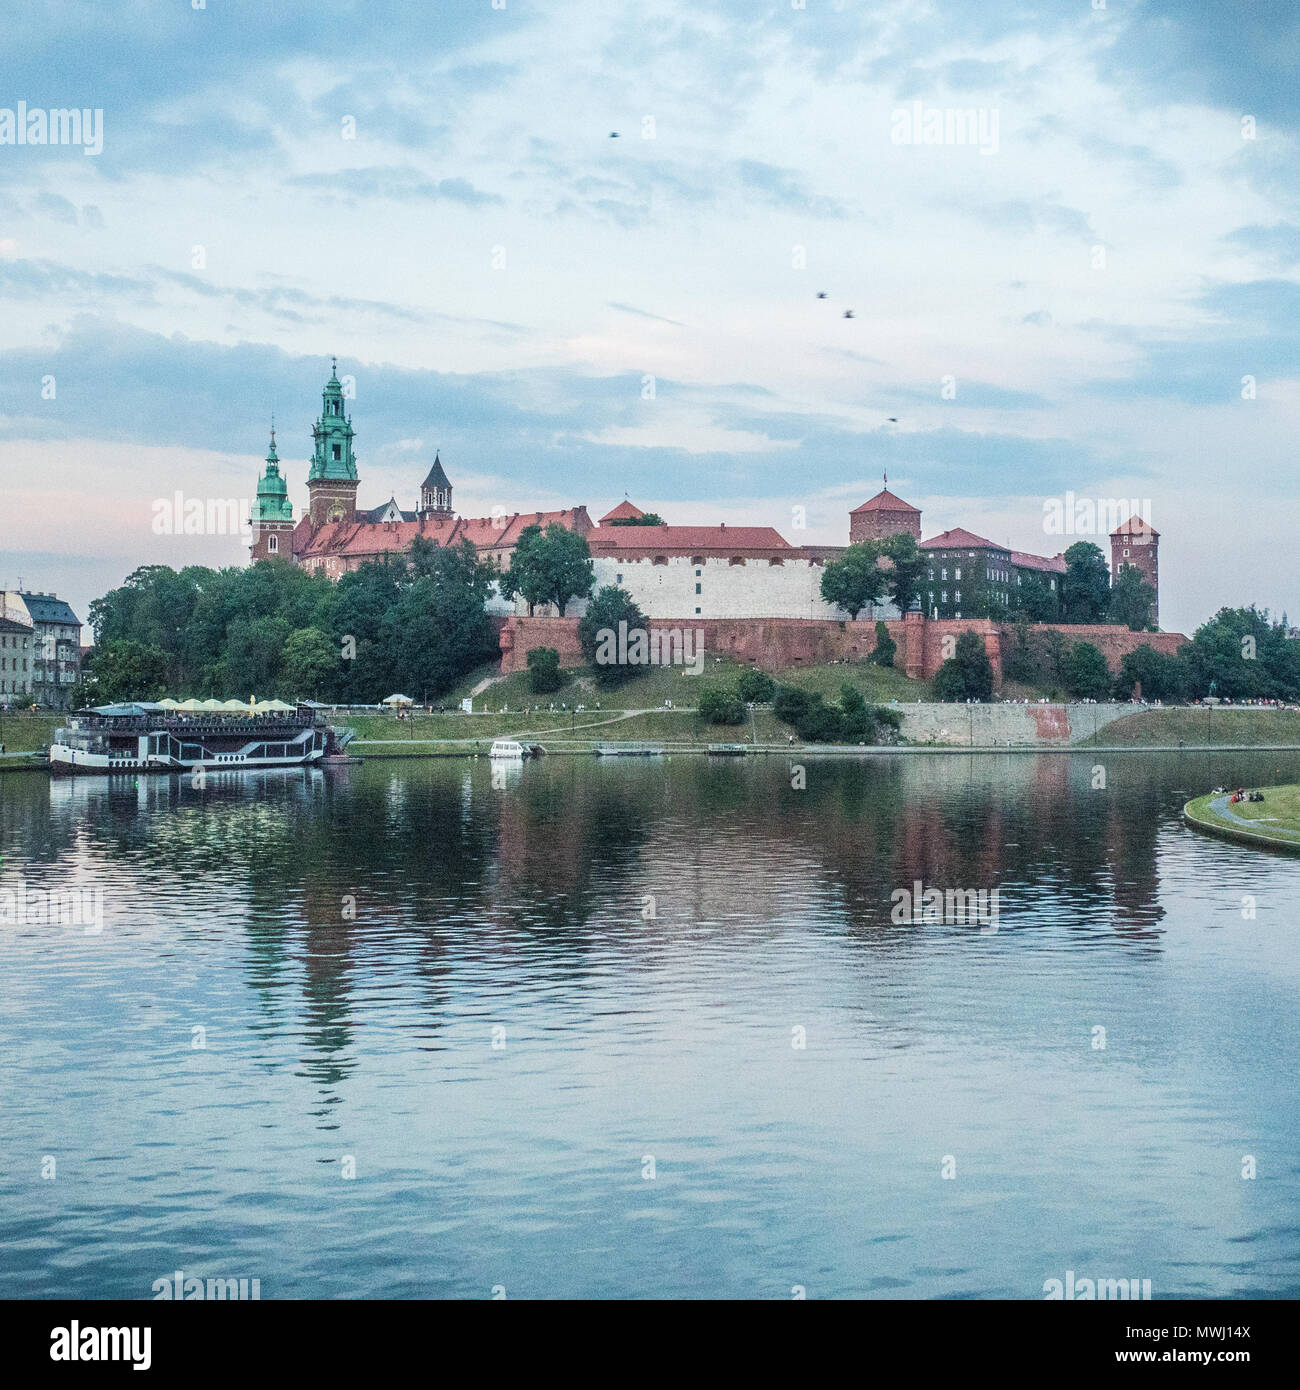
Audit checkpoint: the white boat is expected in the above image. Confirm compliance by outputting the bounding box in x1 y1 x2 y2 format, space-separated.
489 739 526 759
49 702 348 775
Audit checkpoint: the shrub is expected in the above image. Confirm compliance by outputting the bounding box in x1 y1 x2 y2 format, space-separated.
698 685 747 725
526 646 565 693
737 668 776 704
1061 641 1111 701
872 621 896 667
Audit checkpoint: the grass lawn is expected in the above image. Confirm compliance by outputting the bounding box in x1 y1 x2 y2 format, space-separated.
1083 707 1300 747
1184 783 1300 849
0 712 63 754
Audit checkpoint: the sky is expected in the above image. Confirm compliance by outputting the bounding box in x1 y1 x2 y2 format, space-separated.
3 0 1300 638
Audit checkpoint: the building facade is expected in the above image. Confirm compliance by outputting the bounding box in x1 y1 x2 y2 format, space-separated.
0 591 82 708
1110 515 1159 627
0 610 35 706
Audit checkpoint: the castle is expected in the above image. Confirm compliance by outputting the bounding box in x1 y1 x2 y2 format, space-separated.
250 363 1159 627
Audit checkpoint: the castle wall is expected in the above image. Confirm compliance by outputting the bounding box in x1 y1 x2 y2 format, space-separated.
499 614 1189 682
563 555 900 623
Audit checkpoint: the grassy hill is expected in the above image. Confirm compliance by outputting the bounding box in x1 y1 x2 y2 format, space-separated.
1082 707 1300 747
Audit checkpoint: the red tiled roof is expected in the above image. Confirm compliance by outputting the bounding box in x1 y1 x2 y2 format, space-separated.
1110 515 1159 537
599 499 646 523
589 524 793 556
296 507 592 561
1010 550 1067 574
851 488 920 514
920 527 1006 551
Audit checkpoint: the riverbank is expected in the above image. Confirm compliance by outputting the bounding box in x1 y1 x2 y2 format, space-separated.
1183 783 1300 852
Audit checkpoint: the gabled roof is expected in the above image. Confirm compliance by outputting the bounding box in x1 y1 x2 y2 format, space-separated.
421 453 452 491
17 592 81 626
589 524 793 556
920 527 1006 552
296 507 593 561
1111 514 1159 538
361 498 417 523
851 488 920 514
1010 550 1067 574
599 499 646 523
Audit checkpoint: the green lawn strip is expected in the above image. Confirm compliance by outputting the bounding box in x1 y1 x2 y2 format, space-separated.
1183 786 1300 850
1079 708 1300 748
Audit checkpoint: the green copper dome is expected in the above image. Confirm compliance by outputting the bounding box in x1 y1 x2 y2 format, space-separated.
251 425 294 523
308 355 358 483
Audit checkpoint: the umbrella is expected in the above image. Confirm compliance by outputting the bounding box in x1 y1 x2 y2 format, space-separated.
382 693 414 706
178 698 205 711
156 697 179 709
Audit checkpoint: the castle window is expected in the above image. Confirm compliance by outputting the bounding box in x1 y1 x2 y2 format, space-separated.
955 590 960 603
653 555 668 566
928 569 934 580
1123 547 1130 557
695 607 701 615
268 535 278 553
955 567 961 580
695 583 701 595
692 557 704 567
769 558 783 566
941 568 947 580
729 557 744 566
332 444 341 461
941 591 948 603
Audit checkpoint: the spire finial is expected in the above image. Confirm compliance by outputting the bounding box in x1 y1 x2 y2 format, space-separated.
331 354 337 375
883 469 888 488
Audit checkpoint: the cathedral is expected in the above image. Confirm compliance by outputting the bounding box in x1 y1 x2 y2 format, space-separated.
249 361 593 585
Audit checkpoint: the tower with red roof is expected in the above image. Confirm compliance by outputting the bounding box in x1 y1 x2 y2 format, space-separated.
1110 515 1159 627
849 478 921 544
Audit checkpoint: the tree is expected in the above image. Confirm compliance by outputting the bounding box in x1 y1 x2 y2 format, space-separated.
1061 641 1110 700
1109 564 1157 631
1184 606 1300 701
607 512 665 527
737 668 776 703
698 686 747 725
1112 644 1189 702
281 627 337 698
1061 541 1111 623
500 523 594 616
526 646 565 693
577 586 649 687
931 631 995 701
879 532 927 614
86 639 169 702
820 542 887 619
1013 571 1059 622
871 620 896 667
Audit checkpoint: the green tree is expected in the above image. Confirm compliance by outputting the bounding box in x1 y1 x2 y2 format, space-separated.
1109 564 1157 631
698 686 747 725
500 523 594 616
820 542 887 619
872 620 896 667
86 639 169 702
1112 644 1189 701
526 646 565 693
1061 641 1111 700
737 668 776 703
1013 571 1060 622
1061 541 1111 623
879 532 927 614
607 512 665 527
577 586 650 687
281 627 337 698
932 631 995 701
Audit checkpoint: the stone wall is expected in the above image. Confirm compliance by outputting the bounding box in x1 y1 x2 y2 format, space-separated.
499 614 1189 682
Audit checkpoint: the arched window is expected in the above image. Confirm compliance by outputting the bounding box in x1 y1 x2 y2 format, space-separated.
652 555 668 566
729 556 744 566
268 535 278 553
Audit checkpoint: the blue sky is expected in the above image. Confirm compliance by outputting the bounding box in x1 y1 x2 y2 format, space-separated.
3 0 1300 636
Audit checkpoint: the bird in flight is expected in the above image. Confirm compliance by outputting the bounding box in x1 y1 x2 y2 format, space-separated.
609 131 620 138
843 309 855 319
816 291 828 299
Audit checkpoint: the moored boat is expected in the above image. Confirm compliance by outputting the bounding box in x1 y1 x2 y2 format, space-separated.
49 701 349 775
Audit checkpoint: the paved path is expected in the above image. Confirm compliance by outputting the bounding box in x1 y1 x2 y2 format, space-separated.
1207 793 1300 843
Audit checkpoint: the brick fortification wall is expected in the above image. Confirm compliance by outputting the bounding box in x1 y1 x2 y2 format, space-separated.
498 615 1188 681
